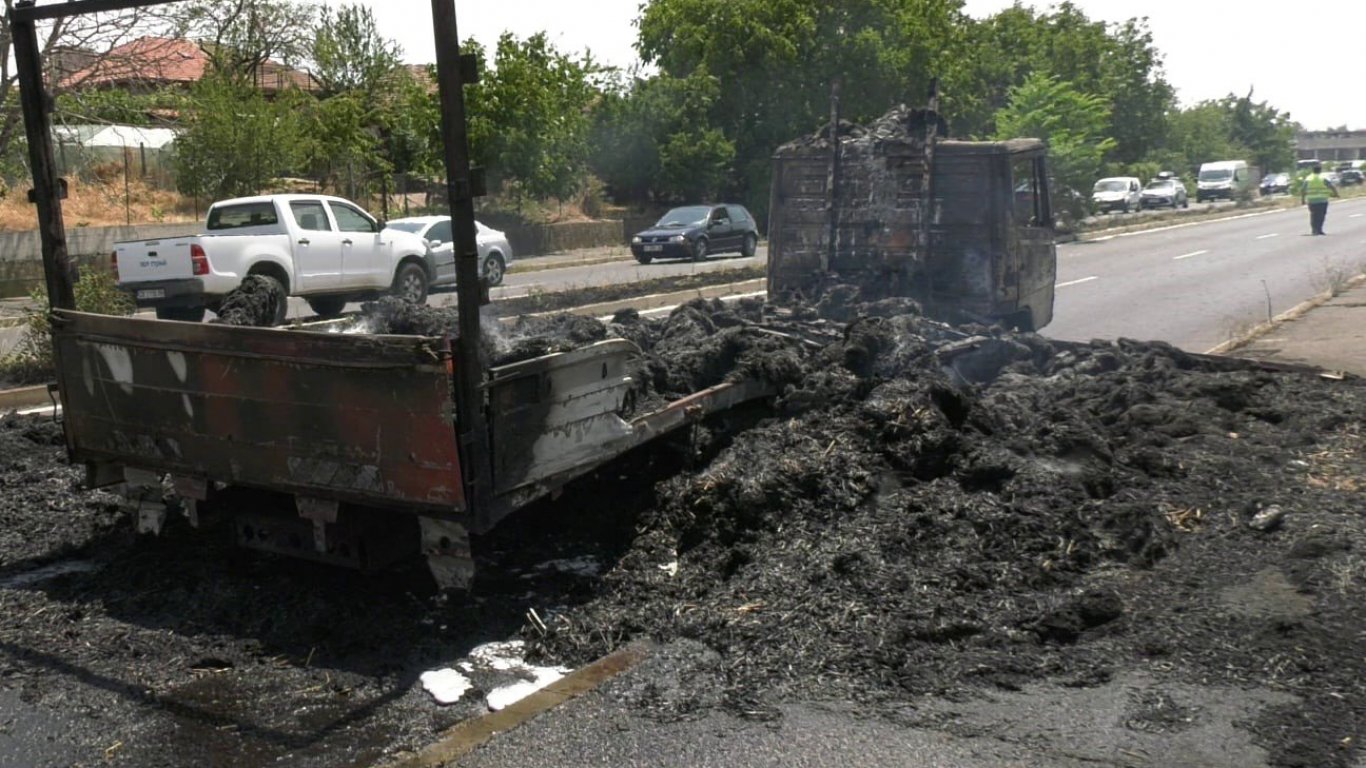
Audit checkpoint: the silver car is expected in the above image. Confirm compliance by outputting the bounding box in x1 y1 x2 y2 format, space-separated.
387 215 514 287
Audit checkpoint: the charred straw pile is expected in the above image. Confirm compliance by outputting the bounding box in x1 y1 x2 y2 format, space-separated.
507 291 1366 714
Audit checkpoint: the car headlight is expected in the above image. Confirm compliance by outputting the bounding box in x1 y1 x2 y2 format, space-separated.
671 234 686 243
632 236 641 244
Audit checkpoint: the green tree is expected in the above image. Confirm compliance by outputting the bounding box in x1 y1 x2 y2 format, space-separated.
951 3 1174 163
590 68 734 204
636 0 964 216
480 32 604 204
302 90 386 199
172 72 308 199
1163 103 1244 178
309 3 403 99
1222 89 1296 174
173 0 316 83
994 72 1116 217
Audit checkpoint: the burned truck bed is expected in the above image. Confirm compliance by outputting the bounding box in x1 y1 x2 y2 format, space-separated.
49 308 780 588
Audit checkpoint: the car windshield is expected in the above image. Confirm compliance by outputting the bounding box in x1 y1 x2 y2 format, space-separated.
386 221 425 233
1094 180 1127 192
656 206 711 227
1144 181 1173 191
1200 169 1233 181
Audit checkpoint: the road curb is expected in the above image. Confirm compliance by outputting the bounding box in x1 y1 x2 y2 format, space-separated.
0 384 52 412
1206 273 1366 356
507 253 634 275
376 642 652 768
530 279 767 319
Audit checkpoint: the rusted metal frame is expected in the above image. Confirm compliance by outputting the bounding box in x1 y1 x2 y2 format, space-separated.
11 0 178 22
62 333 448 371
919 78 940 309
825 77 842 275
479 378 778 534
53 310 452 369
630 378 775 443
430 0 495 531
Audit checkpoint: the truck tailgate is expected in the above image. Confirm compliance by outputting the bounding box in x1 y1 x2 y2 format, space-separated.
115 238 198 283
50 310 465 513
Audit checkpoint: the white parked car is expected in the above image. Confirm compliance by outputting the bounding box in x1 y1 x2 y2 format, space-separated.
387 216 514 287
1091 177 1142 214
114 194 434 322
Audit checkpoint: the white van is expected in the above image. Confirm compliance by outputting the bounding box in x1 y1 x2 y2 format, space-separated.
1091 176 1142 214
1196 160 1253 203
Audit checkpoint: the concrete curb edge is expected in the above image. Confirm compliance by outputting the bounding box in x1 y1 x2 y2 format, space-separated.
1206 273 1366 356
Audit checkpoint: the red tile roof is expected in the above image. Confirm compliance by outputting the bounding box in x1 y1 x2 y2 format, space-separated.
59 37 205 89
59 36 316 93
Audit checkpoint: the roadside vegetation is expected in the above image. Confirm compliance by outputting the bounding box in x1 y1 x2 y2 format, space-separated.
0 271 135 386
0 0 1302 231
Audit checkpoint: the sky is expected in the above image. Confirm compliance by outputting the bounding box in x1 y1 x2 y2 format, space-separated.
323 0 1366 131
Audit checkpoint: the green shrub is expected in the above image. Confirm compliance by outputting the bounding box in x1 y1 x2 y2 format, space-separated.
0 270 135 385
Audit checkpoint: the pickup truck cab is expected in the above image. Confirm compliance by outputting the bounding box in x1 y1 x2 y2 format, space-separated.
114 194 434 322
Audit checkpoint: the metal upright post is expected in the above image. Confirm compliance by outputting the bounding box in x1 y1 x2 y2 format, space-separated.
11 1 75 311
430 0 494 526
824 77 842 274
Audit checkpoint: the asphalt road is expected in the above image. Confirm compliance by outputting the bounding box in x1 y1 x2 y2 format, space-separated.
1045 196 1366 352
1 196 1355 359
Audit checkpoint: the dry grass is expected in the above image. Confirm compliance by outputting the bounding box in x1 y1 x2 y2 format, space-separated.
1303 426 1363 493
0 173 199 231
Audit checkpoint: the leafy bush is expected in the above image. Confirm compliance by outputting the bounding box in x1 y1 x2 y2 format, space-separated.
0 270 135 385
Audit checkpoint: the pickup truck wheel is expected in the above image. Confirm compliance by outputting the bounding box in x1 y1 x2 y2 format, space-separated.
393 262 429 304
306 296 347 318
482 254 506 287
155 306 206 323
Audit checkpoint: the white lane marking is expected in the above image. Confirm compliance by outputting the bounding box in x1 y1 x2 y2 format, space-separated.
1088 235 1115 242
595 290 768 322
1173 250 1209 260
1351 213 1363 218
1056 276 1099 288
1255 233 1279 240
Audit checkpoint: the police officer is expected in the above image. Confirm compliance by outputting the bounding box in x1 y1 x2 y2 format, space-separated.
1301 162 1340 235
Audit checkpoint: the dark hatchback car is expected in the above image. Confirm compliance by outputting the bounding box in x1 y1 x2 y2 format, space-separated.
1259 173 1291 195
631 204 759 263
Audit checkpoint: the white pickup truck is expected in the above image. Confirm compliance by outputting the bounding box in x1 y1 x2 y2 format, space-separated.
113 194 434 322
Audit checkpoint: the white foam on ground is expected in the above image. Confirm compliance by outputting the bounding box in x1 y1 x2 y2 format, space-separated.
434 640 571 711
527 556 601 578
419 668 473 705
486 666 566 712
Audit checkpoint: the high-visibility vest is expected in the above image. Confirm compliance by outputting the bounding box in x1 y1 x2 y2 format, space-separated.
1305 173 1331 203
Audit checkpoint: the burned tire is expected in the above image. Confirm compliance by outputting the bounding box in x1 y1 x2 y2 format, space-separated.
306 296 347 318
392 262 429 305
155 305 206 323
691 237 709 263
482 253 506 287
741 233 757 258
246 273 288 325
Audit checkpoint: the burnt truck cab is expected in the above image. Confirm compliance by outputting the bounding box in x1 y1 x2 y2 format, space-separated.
766 107 1056 331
